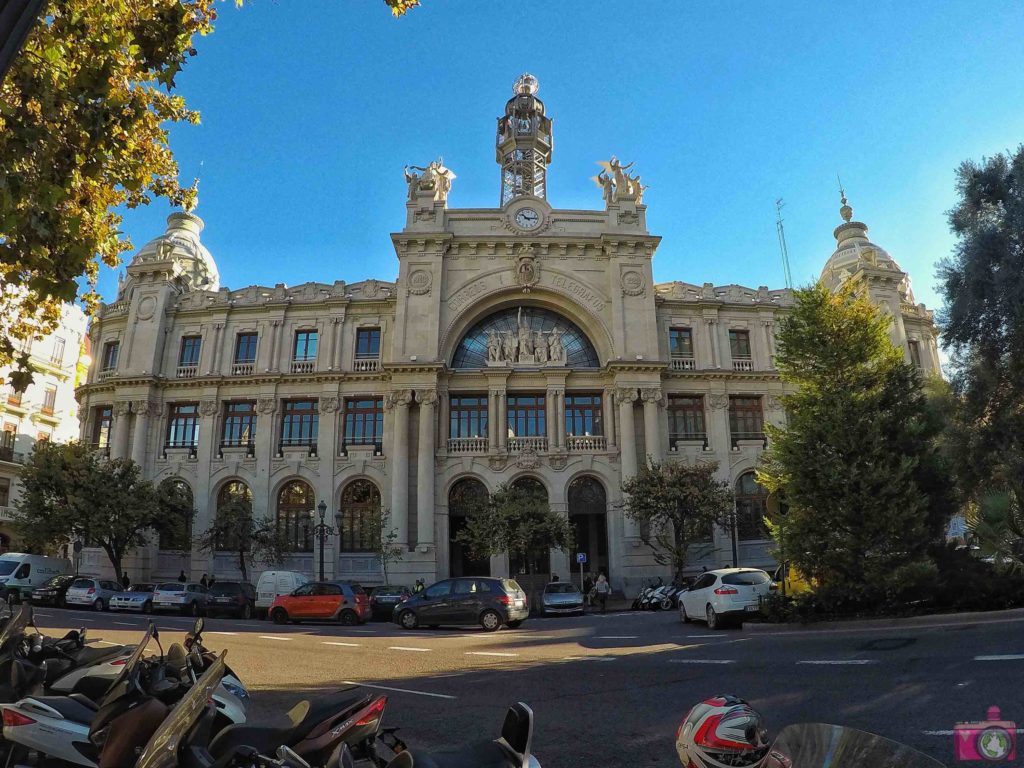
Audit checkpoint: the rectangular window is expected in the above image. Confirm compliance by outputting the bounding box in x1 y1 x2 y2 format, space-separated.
178 336 202 367
6 389 21 407
908 340 923 369
41 386 57 415
36 431 50 442
92 406 112 448
234 333 258 364
507 394 546 437
0 478 9 507
0 434 12 463
166 404 200 448
222 402 256 447
51 337 66 365
101 341 119 371
564 393 603 436
355 328 381 359
668 395 707 447
729 330 752 359
729 396 764 443
343 398 384 449
293 330 318 361
449 395 488 439
669 327 694 358
281 400 318 447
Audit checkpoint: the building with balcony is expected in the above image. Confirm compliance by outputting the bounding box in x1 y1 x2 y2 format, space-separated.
75 75 941 593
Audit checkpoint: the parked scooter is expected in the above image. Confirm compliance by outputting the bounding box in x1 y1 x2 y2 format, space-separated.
631 578 661 610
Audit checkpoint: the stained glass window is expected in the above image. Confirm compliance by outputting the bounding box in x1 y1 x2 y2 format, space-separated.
451 308 599 369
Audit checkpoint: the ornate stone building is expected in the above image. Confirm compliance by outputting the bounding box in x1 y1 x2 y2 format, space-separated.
76 75 941 593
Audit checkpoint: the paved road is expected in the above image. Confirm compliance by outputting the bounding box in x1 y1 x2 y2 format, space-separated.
29 606 1024 767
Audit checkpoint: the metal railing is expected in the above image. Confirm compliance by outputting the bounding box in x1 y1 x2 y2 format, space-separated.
176 364 198 379
669 356 695 371
279 439 317 456
353 358 380 372
669 432 709 450
508 436 547 453
231 362 255 376
290 359 315 374
98 368 116 380
732 359 754 372
0 506 14 521
447 437 488 454
566 435 607 451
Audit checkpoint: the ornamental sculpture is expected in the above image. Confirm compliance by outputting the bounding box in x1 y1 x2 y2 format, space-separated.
513 243 540 292
485 308 567 367
592 156 645 205
404 158 456 203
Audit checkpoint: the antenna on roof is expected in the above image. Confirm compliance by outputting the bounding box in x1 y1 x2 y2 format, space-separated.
775 198 793 289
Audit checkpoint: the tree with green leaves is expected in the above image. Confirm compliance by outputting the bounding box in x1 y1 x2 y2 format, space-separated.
455 482 574 578
757 283 955 587
363 506 403 585
13 441 173 582
621 460 732 581
194 494 287 583
938 148 1024 571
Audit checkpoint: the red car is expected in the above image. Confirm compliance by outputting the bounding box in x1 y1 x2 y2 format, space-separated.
269 581 369 625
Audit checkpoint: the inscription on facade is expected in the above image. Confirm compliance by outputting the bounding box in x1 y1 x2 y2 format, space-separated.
547 275 606 312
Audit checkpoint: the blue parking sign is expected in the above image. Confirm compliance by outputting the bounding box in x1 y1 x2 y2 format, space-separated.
576 552 587 564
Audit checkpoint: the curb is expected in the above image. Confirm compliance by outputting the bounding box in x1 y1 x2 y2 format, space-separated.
744 606 1024 633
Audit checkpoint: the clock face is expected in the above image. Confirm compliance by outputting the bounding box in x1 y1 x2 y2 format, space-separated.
515 208 541 230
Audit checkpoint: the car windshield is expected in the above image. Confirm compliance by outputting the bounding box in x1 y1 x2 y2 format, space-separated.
0 561 20 577
128 584 153 593
156 583 181 591
374 586 407 596
349 584 366 595
208 583 242 596
502 579 524 594
722 571 771 586
44 575 71 587
70 578 93 589
546 583 580 594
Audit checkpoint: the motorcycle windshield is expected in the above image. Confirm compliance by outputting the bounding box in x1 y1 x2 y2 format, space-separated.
0 605 31 651
766 723 945 768
134 651 226 768
98 624 153 706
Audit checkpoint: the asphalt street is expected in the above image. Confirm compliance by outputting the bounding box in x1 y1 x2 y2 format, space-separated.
28 606 1024 768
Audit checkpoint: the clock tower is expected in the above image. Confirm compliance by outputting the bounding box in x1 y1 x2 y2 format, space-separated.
496 73 553 206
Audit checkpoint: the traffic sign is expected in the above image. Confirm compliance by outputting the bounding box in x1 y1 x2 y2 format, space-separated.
576 552 587 564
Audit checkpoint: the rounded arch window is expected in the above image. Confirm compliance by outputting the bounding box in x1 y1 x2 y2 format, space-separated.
277 480 314 552
158 478 194 551
339 480 381 553
511 476 548 501
568 476 606 516
451 307 599 369
449 478 488 517
215 480 253 551
735 472 769 541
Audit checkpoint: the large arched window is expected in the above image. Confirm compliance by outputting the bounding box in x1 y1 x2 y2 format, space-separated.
339 480 380 553
277 480 314 552
451 307 599 369
158 478 194 551
215 480 253 551
735 472 769 541
509 477 550 575
568 476 609 577
449 478 490 578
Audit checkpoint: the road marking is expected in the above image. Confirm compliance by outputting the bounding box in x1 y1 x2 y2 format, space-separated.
96 640 121 646
797 660 877 665
342 681 455 700
78 618 95 622
388 646 431 652
35 612 52 617
669 659 735 664
684 634 721 639
324 641 361 647
465 651 518 657
924 728 1024 736
259 635 292 642
975 654 1024 661
208 631 238 636
113 621 136 626
595 635 637 639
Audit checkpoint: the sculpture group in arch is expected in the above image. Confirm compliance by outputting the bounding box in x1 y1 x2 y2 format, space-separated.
486 308 566 367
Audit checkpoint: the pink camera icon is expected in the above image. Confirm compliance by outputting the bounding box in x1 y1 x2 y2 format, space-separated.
954 706 1017 762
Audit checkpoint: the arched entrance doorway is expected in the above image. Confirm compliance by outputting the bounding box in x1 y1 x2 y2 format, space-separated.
568 476 608 579
448 479 490 577
510 477 551 577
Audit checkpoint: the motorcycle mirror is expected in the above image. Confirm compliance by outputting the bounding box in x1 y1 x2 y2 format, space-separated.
192 616 204 636
276 745 312 768
78 627 86 643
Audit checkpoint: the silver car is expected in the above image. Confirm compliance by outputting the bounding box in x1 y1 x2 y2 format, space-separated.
152 582 209 616
64 578 120 611
109 583 156 613
541 582 585 616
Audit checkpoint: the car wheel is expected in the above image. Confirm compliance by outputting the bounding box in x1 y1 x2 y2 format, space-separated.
680 603 692 623
399 610 418 630
143 600 152 614
271 608 289 625
339 609 358 626
507 619 524 629
480 610 501 632
706 604 720 630
94 598 105 612
242 602 253 620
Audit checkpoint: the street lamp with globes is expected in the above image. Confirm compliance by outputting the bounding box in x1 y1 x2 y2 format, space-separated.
311 499 335 582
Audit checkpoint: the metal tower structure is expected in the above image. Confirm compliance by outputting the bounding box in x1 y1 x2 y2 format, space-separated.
496 73 553 206
775 198 793 289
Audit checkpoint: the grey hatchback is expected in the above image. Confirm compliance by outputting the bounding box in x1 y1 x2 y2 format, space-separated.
394 577 528 632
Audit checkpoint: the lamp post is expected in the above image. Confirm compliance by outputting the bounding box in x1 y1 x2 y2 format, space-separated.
311 499 335 582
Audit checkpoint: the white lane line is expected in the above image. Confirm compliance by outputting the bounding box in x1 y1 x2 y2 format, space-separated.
797 660 878 665
113 622 136 626
388 646 431 652
78 618 95 622
669 659 735 664
208 631 238 636
95 640 121 646
684 635 722 639
324 641 361 647
596 635 637 639
924 728 1024 736
562 656 617 662
259 635 293 642
35 612 52 617
975 654 1024 661
342 681 455 700
465 651 518 657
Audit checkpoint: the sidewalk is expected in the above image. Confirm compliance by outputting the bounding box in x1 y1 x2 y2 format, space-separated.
745 606 1024 633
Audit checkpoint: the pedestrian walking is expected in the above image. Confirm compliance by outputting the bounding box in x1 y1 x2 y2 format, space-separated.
120 571 130 590
413 578 424 594
594 573 610 613
208 574 216 589
177 570 187 583
200 574 208 589
551 573 559 583
583 573 594 606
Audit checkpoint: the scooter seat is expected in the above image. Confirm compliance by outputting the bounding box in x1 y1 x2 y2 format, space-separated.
390 742 521 768
69 645 125 667
208 701 306 759
31 694 98 724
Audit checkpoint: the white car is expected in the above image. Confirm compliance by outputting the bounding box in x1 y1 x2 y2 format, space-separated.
64 578 120 611
678 568 773 629
152 582 208 616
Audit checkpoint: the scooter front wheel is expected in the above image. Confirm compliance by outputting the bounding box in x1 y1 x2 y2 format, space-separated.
659 597 674 611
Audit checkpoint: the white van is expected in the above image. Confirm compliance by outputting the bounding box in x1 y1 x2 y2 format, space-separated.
255 570 310 618
0 553 73 602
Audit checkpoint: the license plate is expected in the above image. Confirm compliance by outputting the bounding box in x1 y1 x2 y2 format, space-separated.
514 600 525 608
745 604 758 612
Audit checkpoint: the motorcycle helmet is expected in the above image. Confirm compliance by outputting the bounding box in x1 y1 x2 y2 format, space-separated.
676 695 770 768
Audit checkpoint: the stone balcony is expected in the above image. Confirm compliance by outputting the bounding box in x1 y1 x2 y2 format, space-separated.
732 359 754 372
353 358 380 372
508 436 548 453
290 359 316 374
565 435 607 451
176 364 198 379
669 356 696 371
447 437 488 454
231 362 255 376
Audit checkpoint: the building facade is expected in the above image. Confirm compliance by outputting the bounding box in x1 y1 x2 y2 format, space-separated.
76 76 941 593
1 303 89 549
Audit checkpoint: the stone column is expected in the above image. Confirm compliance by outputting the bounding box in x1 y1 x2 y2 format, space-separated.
386 390 413 546
497 391 508 450
704 319 719 368
438 390 450 449
640 388 663 466
317 396 340 580
706 393 731 453
416 390 437 550
762 319 776 369
266 319 281 373
555 390 566 449
487 390 498 451
545 390 557 448
603 388 616 448
616 388 640 539
130 400 154 468
111 402 132 460
718 322 732 370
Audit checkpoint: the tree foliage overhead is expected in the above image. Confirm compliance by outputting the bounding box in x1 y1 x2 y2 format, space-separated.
13 441 173 577
757 283 955 586
937 148 1024 568
194 497 287 583
621 460 732 581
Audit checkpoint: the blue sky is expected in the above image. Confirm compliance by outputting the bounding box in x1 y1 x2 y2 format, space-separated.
104 1 1024 315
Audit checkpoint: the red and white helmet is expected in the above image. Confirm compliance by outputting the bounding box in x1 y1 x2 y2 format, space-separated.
676 695 770 768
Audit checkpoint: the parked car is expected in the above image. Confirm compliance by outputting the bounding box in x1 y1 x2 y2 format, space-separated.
269 581 369 625
772 564 814 595
369 585 411 621
540 581 584 616
206 581 257 619
64 577 121 611
152 582 209 616
255 570 310 619
678 568 773 629
394 577 529 632
29 574 77 608
0 553 73 603
109 583 156 613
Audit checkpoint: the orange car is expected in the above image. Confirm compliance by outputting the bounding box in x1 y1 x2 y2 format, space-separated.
268 581 369 625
